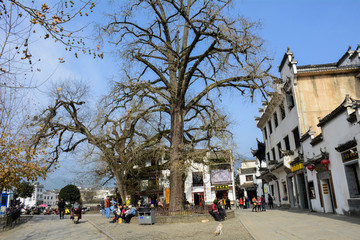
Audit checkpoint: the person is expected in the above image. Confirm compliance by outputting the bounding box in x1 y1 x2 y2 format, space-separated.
100 198 105 215
243 196 247 209
110 205 123 223
217 199 226 219
246 195 250 209
71 201 82 220
208 200 223 221
225 197 231 210
157 200 163 208
257 196 262 212
268 194 274 209
261 195 266 211
105 196 112 219
126 198 131 207
58 198 66 219
252 196 257 212
122 205 136 223
239 197 243 209
110 198 116 215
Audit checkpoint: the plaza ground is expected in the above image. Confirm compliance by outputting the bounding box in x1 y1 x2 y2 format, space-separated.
1 208 360 240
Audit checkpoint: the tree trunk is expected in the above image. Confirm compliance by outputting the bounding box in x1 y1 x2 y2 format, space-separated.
169 103 185 210
114 170 126 204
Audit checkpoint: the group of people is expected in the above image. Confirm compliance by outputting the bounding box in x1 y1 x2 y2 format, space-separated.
238 194 274 212
57 198 82 220
100 196 117 218
208 198 228 221
110 204 136 224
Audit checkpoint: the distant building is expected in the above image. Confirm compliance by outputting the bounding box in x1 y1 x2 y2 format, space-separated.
20 182 44 207
237 159 265 201
43 189 59 206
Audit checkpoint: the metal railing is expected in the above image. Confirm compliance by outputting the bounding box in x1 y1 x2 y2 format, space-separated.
0 207 21 231
154 205 209 216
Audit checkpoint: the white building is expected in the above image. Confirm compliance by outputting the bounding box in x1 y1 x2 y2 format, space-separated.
302 95 360 215
256 45 360 210
184 151 236 206
20 182 44 207
238 159 264 200
43 189 59 206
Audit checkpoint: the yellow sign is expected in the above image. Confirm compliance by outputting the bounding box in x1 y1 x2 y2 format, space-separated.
165 188 170 205
215 184 229 190
291 163 303 172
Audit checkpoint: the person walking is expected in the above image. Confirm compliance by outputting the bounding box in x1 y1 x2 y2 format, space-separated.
251 196 257 212
257 196 262 212
261 195 266 211
58 198 66 219
105 196 112 219
268 194 274 209
225 197 231 210
100 198 105 215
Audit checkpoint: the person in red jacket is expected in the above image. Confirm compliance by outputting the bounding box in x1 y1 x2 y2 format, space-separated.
104 196 112 218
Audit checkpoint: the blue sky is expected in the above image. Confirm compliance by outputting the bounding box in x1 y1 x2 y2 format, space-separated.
38 0 360 189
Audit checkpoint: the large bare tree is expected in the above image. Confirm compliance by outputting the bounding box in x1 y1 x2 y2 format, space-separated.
101 0 273 209
31 81 164 201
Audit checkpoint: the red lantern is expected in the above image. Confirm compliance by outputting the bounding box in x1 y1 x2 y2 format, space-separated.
321 159 330 170
307 164 315 171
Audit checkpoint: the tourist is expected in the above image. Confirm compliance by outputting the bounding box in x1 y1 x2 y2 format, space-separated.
268 194 274 209
225 197 231 210
122 205 136 223
252 196 257 212
261 195 266 211
100 198 105 215
105 196 112 219
257 196 262 212
58 198 66 219
208 199 223 221
110 197 116 215
239 197 243 209
246 195 250 209
217 199 226 219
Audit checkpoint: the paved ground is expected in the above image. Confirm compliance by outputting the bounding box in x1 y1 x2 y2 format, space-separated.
2 209 360 240
238 208 360 240
0 215 109 240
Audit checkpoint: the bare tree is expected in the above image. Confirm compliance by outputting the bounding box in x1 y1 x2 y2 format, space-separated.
31 81 164 202
101 0 274 209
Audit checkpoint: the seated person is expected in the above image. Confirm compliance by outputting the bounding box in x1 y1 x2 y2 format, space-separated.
209 200 223 221
122 205 136 223
110 205 124 223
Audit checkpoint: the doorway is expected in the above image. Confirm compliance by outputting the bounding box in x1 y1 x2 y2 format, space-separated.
320 179 334 213
194 192 204 206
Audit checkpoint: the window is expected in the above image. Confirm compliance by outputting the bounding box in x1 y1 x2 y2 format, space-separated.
277 142 282 158
263 126 268 139
282 182 288 196
280 104 286 119
274 112 278 127
246 175 253 181
192 172 204 186
308 181 316 199
51 196 53 200
268 121 272 134
292 127 300 149
286 90 295 110
271 148 276 161
267 152 271 161
344 163 360 198
284 135 290 151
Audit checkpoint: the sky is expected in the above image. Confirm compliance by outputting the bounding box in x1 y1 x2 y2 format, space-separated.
28 0 360 190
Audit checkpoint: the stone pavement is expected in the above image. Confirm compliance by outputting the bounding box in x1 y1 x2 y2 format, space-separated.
0 215 109 240
237 208 360 240
86 213 253 240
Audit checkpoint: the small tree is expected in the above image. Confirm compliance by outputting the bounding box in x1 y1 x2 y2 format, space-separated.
59 184 81 204
14 181 34 206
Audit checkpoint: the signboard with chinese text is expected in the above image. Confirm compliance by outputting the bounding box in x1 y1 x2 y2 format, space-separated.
291 163 303 172
215 184 229 191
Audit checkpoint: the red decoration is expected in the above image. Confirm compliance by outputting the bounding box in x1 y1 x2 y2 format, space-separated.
321 159 330 167
321 159 330 170
307 164 315 171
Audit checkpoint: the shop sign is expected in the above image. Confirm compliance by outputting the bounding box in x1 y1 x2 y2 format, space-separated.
291 163 303 172
215 184 229 190
342 148 358 163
